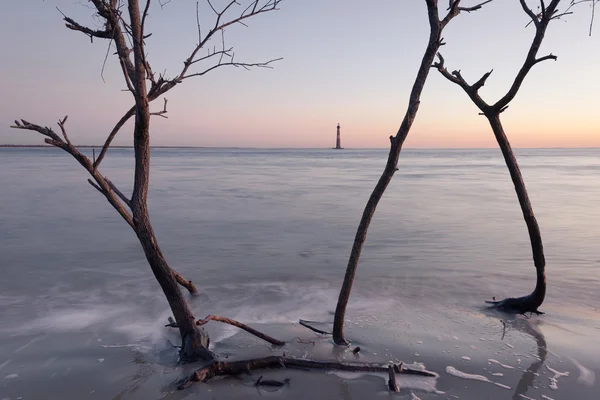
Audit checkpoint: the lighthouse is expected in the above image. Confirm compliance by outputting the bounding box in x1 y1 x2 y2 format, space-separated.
335 123 342 149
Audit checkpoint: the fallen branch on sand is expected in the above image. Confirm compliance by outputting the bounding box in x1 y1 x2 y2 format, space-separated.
177 356 436 390
299 319 332 335
166 315 285 346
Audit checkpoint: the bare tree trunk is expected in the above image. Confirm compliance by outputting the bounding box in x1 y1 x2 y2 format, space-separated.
433 0 563 315
135 221 213 361
333 142 402 345
12 0 282 363
484 114 546 314
127 1 212 361
332 0 491 345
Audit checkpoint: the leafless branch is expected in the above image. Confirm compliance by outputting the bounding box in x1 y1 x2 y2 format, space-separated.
57 115 73 147
88 178 103 193
150 98 169 118
442 0 494 28
11 118 135 228
495 0 561 109
94 106 136 169
175 0 281 83
520 0 541 26
106 177 132 207
534 53 558 64
432 53 491 112
459 0 493 12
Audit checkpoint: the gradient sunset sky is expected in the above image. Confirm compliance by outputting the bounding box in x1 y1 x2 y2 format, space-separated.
1 0 598 148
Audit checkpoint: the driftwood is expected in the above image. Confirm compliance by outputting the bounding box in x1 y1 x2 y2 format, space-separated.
196 315 285 346
166 315 285 346
299 319 331 335
388 365 399 392
177 356 435 390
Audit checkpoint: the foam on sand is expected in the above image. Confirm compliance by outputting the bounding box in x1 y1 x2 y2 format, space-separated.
446 366 511 389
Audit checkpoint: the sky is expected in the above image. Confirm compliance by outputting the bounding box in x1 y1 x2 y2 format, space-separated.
0 0 598 148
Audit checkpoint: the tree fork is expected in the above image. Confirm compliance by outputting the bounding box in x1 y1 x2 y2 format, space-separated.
434 0 567 315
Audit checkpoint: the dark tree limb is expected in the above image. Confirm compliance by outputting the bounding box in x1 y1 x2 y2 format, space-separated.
172 272 198 295
520 0 541 26
388 365 399 392
150 98 169 118
433 53 492 112
12 117 198 295
299 319 331 335
166 314 284 346
177 357 436 390
11 119 135 229
94 106 136 169
332 0 493 346
196 315 285 346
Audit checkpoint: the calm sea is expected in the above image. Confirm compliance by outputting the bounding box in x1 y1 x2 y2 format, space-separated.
1 147 599 398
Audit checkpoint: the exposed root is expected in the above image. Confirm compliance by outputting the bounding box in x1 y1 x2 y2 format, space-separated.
196 315 285 346
388 365 399 392
177 356 436 390
485 295 545 316
180 327 214 364
299 319 332 335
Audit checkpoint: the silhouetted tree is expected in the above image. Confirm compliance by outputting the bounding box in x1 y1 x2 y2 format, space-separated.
332 0 493 345
11 2 443 390
433 0 595 314
12 0 282 363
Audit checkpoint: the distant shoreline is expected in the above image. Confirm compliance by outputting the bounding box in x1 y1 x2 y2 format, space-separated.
0 144 209 149
1 144 598 150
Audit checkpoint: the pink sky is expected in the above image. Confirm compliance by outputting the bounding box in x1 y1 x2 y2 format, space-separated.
1 1 598 148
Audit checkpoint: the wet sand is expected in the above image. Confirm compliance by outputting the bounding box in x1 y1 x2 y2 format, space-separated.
2 304 598 400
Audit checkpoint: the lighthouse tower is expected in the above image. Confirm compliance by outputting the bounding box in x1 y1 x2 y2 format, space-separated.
335 123 342 149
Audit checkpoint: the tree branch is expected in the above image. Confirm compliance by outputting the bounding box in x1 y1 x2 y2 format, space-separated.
182 58 281 80
94 106 136 169
174 0 281 84
105 177 132 207
11 118 135 229
150 98 169 118
177 356 437 390
494 0 561 110
432 53 491 112
195 315 285 346
534 53 558 64
520 0 540 27
441 0 494 28
459 0 494 12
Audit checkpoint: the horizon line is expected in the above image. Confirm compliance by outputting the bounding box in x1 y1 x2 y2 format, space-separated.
2 144 599 150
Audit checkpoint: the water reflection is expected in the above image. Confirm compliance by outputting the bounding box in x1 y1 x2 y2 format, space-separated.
502 317 547 400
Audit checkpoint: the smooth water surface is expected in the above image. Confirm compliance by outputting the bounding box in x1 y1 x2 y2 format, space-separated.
1 148 599 399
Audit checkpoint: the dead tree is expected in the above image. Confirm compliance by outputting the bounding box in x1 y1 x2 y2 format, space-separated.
331 0 494 346
12 0 282 363
433 0 578 315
